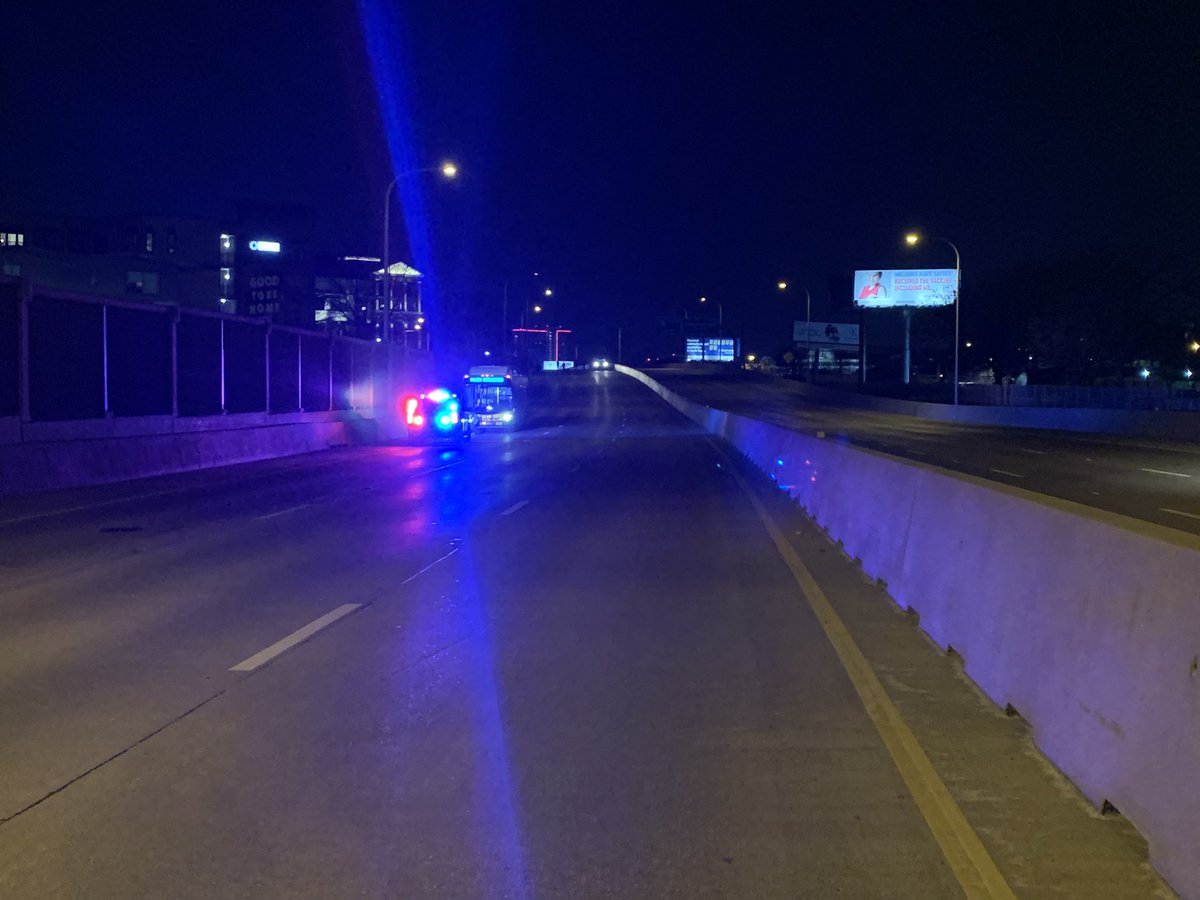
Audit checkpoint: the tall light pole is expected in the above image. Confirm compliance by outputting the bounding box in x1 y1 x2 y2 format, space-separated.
905 232 961 404
699 295 722 328
381 161 458 343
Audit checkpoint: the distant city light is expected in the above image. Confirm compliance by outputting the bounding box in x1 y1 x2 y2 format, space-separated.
1140 367 1151 379
248 240 281 253
905 232 920 245
1191 341 1200 353
1185 369 1194 380
544 288 553 296
533 305 542 313
777 281 788 291
483 350 491 357
341 255 382 262
747 354 757 362
965 341 973 348
441 161 458 179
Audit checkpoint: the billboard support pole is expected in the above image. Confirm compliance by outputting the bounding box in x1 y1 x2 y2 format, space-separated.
805 287 812 380
903 309 912 386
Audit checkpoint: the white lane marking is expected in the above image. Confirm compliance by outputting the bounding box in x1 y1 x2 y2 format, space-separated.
0 486 196 528
1160 508 1200 521
501 500 530 516
1141 468 1191 478
989 468 1025 479
230 603 361 672
402 547 460 584
907 448 928 456
254 503 311 521
1018 448 1047 455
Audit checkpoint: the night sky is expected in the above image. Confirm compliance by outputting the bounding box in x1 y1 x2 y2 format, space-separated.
4 1 1199 359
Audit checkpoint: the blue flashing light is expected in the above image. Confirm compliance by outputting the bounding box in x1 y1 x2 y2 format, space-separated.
426 388 452 403
248 239 281 253
469 376 507 384
358 0 442 324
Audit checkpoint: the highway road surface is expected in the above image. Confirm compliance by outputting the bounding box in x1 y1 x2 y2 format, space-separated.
0 371 1172 898
649 365 1200 537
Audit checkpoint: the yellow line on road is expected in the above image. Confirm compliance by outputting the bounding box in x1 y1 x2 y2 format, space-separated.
727 458 1018 900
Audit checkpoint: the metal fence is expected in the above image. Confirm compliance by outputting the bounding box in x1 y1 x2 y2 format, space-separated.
958 383 1200 412
1 277 418 423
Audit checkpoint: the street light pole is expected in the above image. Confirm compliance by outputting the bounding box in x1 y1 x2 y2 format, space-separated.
380 161 458 344
905 233 961 404
382 177 397 342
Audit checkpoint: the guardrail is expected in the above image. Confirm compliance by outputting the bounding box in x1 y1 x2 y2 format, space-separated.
959 382 1200 411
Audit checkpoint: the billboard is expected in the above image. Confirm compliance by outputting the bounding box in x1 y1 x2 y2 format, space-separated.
685 337 735 362
793 321 860 346
853 269 958 308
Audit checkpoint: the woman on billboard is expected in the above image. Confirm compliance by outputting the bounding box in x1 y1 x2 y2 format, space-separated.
858 271 888 303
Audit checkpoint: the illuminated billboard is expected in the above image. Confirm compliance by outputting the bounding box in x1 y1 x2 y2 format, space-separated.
686 337 735 362
853 269 958 308
793 321 860 346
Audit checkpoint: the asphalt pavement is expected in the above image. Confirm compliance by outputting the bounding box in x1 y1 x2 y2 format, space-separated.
647 366 1200 536
0 371 1174 898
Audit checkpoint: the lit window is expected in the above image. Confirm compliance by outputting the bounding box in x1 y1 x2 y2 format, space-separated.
126 271 159 295
0 232 23 247
144 227 154 253
2 264 19 276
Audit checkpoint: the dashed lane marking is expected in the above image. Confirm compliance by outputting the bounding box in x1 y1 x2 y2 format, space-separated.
253 503 311 521
988 468 1025 479
1160 508 1200 521
230 604 361 672
501 500 530 516
1141 468 1191 478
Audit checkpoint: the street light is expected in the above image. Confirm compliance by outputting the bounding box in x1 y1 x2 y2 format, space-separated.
698 295 722 327
544 288 553 297
777 281 814 378
533 304 543 314
381 160 459 343
905 231 962 404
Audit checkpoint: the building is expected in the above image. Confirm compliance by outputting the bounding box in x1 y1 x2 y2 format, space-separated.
0 212 223 309
0 207 427 345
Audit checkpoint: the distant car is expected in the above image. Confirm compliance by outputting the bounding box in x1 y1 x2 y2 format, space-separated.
401 388 471 445
591 358 612 370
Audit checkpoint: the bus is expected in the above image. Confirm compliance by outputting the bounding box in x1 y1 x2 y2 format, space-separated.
463 365 524 430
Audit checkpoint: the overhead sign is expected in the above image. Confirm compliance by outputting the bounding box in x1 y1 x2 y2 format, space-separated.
793 321 860 346
853 269 957 308
248 239 281 253
686 337 735 362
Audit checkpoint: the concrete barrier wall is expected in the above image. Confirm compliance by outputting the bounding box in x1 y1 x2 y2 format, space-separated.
0 411 407 497
619 365 1200 899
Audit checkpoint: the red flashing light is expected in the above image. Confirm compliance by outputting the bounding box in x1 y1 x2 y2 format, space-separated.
404 396 420 425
